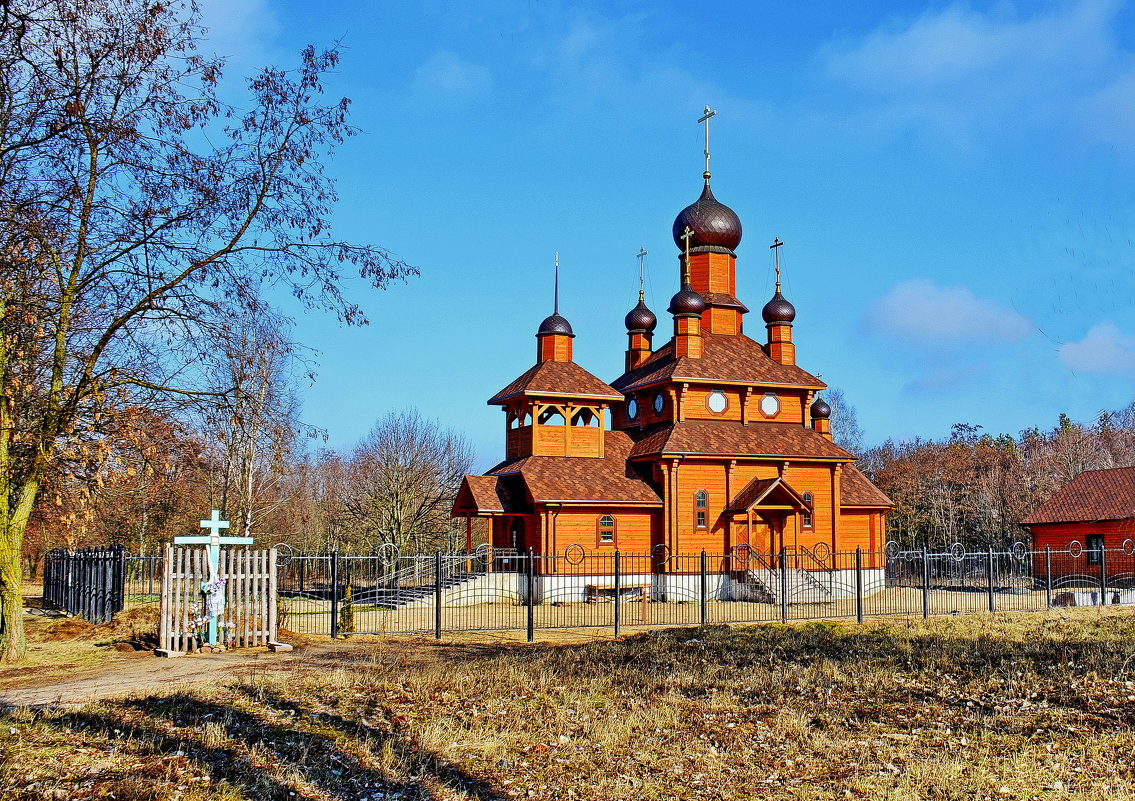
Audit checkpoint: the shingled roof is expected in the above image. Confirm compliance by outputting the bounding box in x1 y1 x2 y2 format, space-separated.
485 430 662 505
488 360 623 405
725 476 810 513
610 331 826 392
628 419 854 461
453 475 526 515
1021 466 1135 525
840 465 894 508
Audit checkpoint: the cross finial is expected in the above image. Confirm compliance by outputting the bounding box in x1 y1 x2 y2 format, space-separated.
680 226 695 284
636 247 648 300
553 251 560 314
698 105 717 180
200 509 230 539
770 237 784 290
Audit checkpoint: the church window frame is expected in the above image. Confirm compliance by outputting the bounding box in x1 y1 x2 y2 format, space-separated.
706 390 728 415
597 514 616 546
694 490 708 529
802 492 814 529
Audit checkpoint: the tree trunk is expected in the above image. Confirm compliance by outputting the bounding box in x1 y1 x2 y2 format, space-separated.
1 482 38 663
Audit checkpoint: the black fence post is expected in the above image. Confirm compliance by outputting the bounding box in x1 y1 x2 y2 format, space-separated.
1045 546 1053 608
986 546 995 613
779 547 789 624
700 550 708 626
434 550 443 639
1099 545 1108 606
526 549 535 643
921 549 930 620
855 547 864 624
330 550 340 639
613 551 622 639
114 545 126 615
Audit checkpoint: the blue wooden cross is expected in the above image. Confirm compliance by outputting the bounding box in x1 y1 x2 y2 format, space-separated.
173 510 254 645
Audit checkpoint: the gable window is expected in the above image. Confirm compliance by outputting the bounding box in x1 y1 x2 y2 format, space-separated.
1087 534 1104 565
803 492 814 529
695 490 708 528
598 514 616 545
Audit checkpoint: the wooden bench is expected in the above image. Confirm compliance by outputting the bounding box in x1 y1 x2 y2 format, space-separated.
585 583 651 622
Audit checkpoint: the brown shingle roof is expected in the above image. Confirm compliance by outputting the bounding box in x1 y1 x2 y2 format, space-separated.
610 331 825 392
725 476 810 513
486 431 662 505
1021 466 1135 525
453 474 527 515
488 360 623 405
840 465 894 508
628 420 854 461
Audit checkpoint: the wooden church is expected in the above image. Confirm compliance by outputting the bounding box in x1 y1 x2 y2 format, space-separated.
453 112 892 576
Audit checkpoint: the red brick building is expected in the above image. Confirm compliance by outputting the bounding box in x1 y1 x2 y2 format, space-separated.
453 139 892 579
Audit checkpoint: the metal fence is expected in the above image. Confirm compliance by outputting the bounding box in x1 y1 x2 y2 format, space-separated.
43 545 127 624
276 541 1135 640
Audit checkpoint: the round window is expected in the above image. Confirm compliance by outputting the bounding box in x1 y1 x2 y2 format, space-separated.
707 390 727 414
627 398 638 420
759 393 780 417
653 393 665 414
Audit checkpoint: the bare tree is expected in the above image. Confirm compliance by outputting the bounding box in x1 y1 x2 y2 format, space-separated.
826 387 865 457
0 0 414 661
341 410 473 555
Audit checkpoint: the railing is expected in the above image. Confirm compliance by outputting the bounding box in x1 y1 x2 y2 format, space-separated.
275 540 1135 641
43 545 126 623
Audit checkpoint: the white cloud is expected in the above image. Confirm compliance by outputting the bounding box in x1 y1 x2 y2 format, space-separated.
412 51 492 103
818 0 1135 148
1059 322 1135 374
871 279 1032 343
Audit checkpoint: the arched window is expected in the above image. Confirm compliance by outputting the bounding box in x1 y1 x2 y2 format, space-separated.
597 514 615 544
695 490 708 528
803 492 814 529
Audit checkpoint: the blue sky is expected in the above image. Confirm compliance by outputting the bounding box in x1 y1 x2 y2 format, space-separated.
198 0 1135 470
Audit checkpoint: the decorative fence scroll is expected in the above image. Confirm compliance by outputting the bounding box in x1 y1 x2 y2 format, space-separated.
159 545 278 653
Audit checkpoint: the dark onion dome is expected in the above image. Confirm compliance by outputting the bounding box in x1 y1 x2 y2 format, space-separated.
624 296 658 332
672 179 742 253
537 311 574 336
668 283 707 316
811 395 832 420
761 287 796 324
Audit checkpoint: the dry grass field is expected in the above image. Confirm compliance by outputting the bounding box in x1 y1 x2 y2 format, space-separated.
4 608 1135 800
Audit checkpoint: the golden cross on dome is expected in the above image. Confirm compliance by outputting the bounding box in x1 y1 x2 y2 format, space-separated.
680 226 695 284
553 251 560 314
635 247 648 301
770 237 784 289
698 105 717 178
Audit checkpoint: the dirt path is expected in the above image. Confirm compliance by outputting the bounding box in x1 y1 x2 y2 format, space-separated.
0 642 349 708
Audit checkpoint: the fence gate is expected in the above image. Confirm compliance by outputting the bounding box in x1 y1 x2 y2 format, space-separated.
158 545 278 653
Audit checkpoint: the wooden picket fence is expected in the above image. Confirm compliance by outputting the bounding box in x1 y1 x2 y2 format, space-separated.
159 545 278 653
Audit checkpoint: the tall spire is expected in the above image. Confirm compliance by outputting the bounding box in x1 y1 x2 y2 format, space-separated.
554 251 560 314
636 246 647 302
770 236 784 291
698 105 717 182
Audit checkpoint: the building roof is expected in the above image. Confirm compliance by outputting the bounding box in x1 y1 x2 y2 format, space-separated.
453 475 515 514
488 360 623 405
725 476 810 514
484 430 662 505
610 331 826 392
840 465 895 508
628 419 854 461
1021 466 1135 525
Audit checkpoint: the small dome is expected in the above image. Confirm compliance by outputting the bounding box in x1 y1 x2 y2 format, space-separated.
761 288 796 324
537 312 574 336
668 284 707 316
625 297 657 332
672 180 742 253
811 395 831 420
